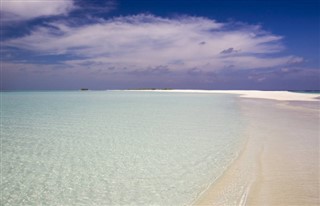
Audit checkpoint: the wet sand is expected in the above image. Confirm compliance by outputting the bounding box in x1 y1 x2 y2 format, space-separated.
195 98 319 205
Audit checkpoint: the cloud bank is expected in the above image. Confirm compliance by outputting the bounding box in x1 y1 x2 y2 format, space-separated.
3 11 314 90
4 14 303 74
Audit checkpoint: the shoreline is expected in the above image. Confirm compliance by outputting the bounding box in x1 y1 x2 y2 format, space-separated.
126 90 320 205
126 90 319 205
195 97 319 205
193 126 255 205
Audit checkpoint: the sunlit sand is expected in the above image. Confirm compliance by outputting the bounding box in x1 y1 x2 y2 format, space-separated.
148 89 320 101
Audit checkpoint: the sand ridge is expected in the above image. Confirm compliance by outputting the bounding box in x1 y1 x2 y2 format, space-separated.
140 90 320 102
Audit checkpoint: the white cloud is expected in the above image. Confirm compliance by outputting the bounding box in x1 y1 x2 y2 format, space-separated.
1 0 75 21
3 14 302 73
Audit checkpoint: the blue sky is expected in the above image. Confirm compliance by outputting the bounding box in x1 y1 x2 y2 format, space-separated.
1 0 319 90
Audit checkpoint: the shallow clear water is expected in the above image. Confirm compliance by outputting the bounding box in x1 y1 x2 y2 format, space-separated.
1 91 245 205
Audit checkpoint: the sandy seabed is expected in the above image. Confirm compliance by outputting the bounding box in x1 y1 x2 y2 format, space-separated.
131 90 320 205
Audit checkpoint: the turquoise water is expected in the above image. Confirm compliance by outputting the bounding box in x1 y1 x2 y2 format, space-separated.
1 91 245 205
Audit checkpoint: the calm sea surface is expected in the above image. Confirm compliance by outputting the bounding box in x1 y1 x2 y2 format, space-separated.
1 91 246 205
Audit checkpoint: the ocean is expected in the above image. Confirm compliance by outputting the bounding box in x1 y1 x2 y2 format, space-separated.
1 91 246 205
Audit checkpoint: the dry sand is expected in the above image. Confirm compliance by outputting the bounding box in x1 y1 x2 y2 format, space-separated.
148 90 320 102
195 98 319 205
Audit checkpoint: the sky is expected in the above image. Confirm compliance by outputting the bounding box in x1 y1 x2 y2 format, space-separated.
1 0 319 90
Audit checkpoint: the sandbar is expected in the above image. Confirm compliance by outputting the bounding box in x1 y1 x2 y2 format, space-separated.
146 89 320 102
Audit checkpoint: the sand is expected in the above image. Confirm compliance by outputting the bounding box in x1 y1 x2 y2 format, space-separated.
195 98 319 205
127 90 320 205
147 90 320 102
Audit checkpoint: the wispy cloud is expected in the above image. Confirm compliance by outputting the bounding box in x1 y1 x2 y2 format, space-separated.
3 14 303 75
220 47 240 54
76 0 117 14
1 0 75 21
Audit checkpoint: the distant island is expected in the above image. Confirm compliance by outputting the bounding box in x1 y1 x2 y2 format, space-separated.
288 90 320 93
127 88 173 90
80 88 89 91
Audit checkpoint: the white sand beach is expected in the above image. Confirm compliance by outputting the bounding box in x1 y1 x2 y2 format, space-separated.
148 89 320 102
195 97 319 205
